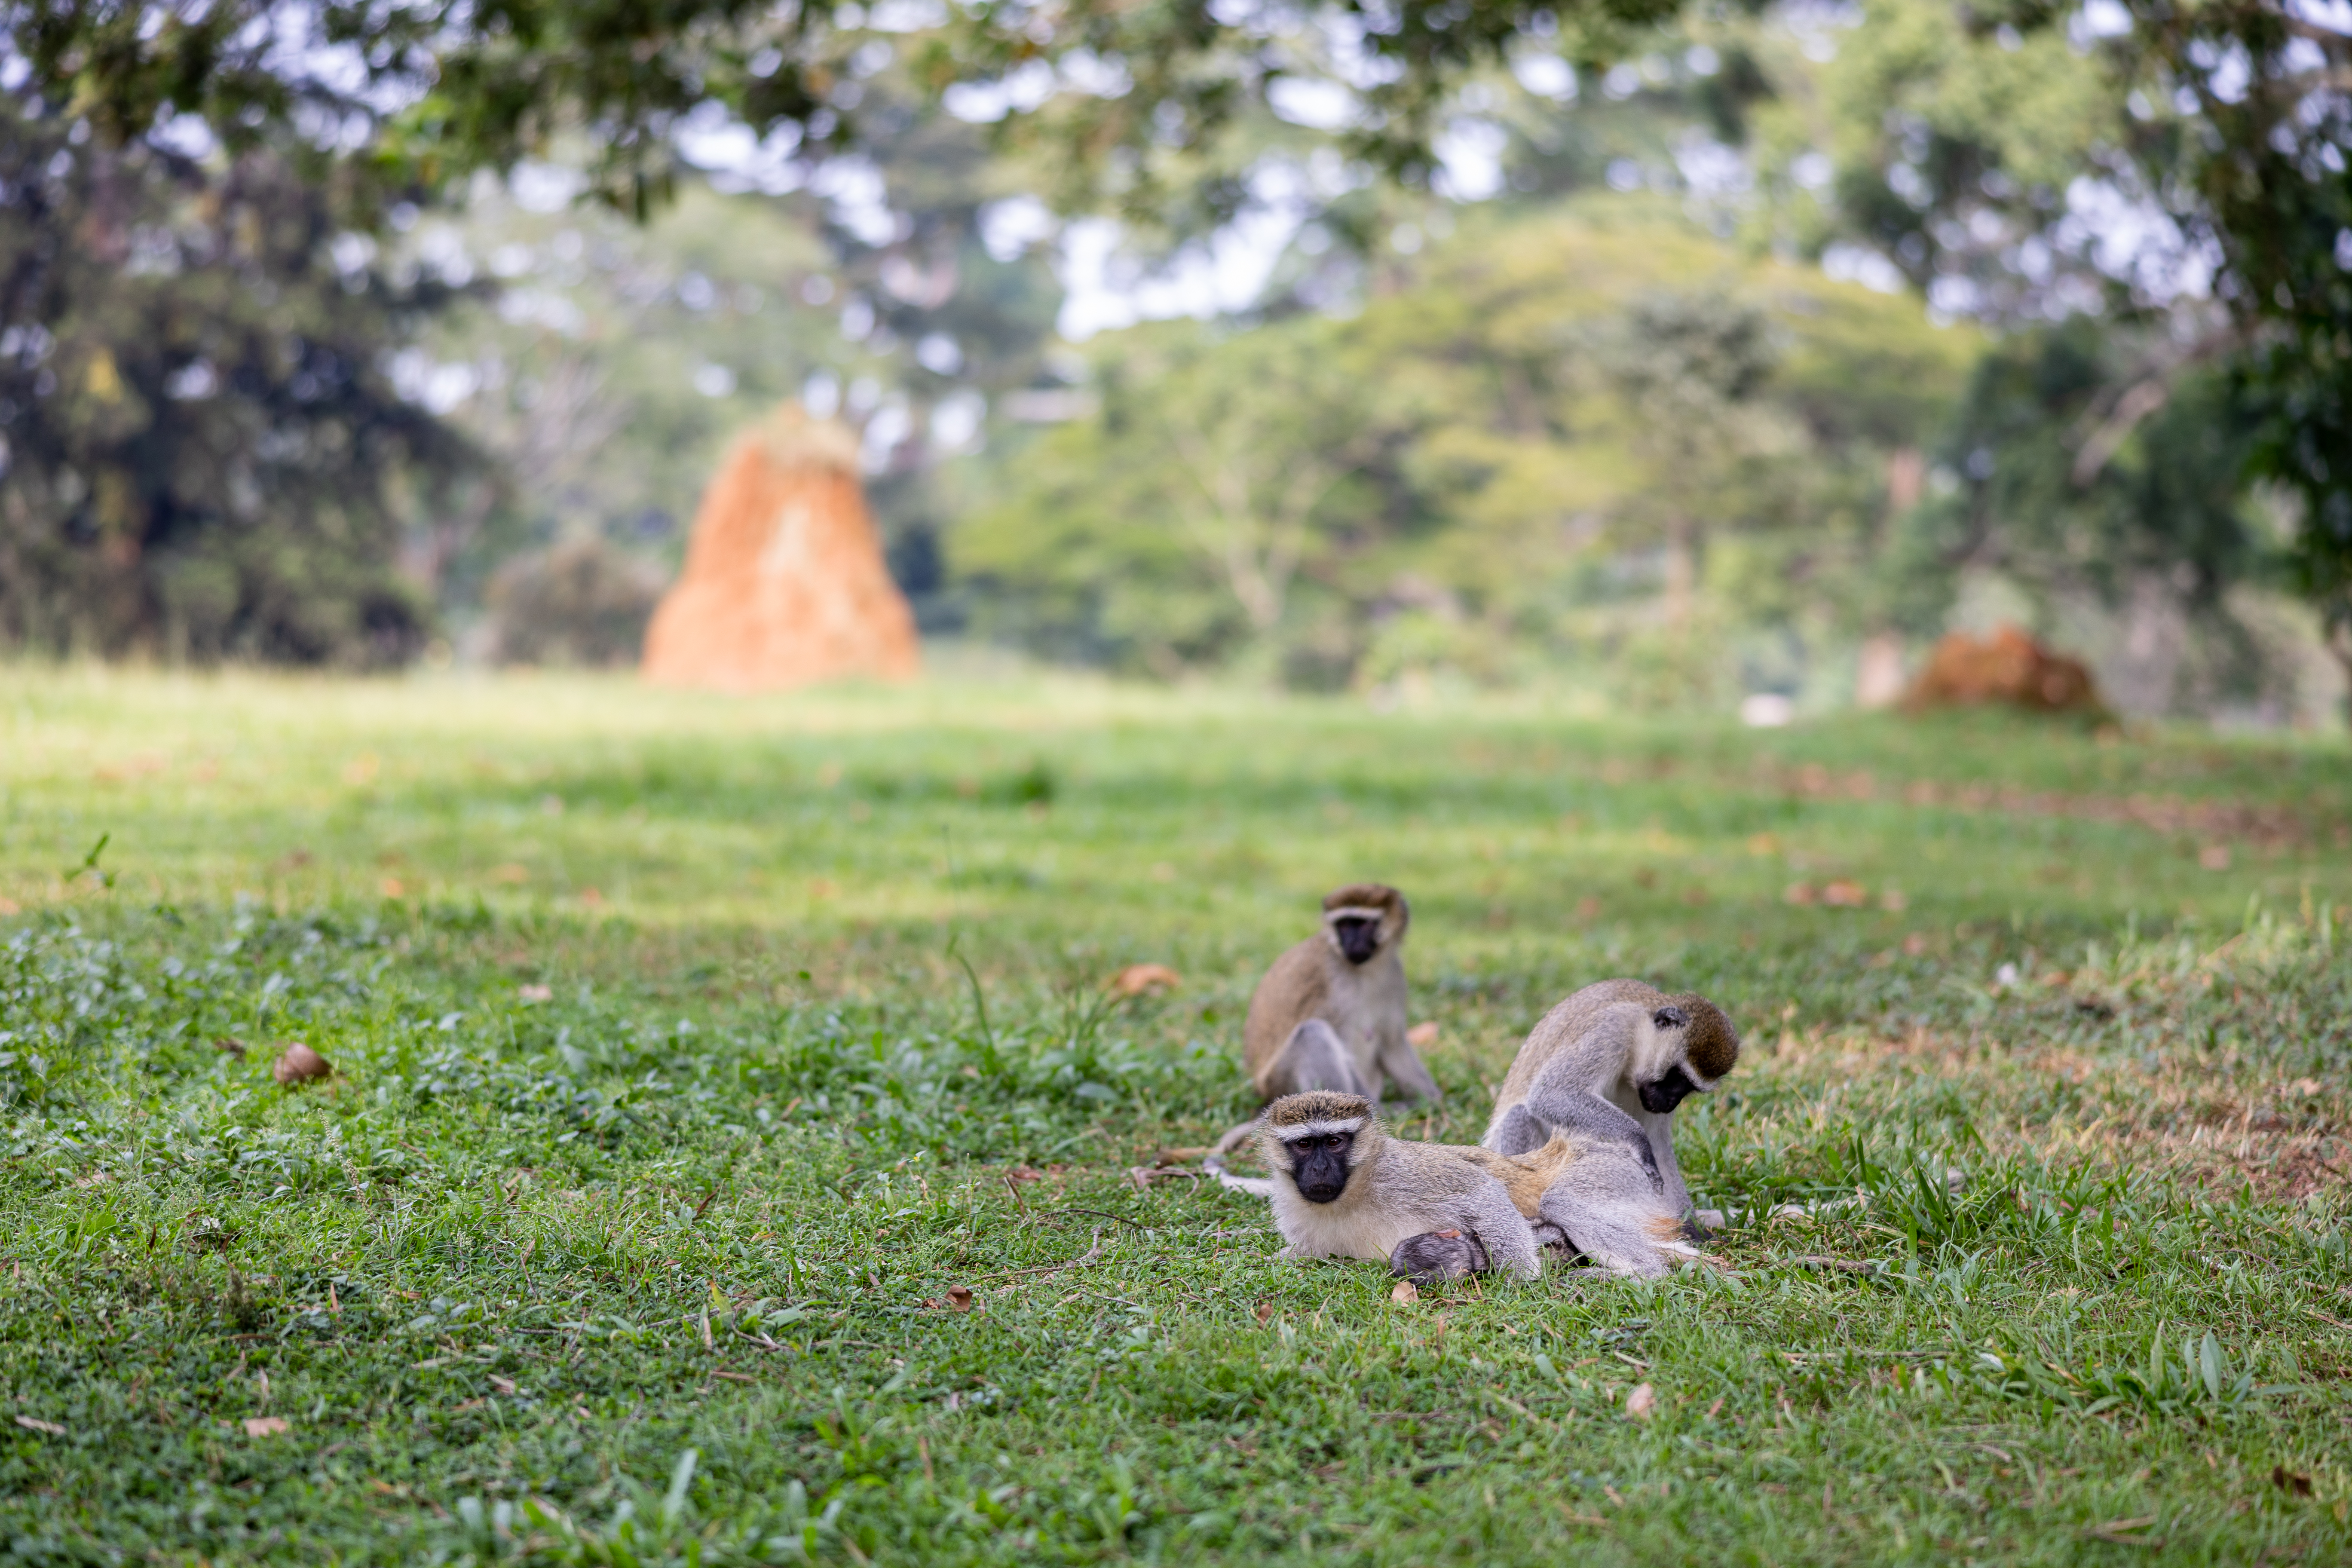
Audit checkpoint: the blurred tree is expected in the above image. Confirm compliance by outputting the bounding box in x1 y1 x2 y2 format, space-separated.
956 204 1970 689
0 92 477 664
1745 0 2352 701
1880 320 2281 711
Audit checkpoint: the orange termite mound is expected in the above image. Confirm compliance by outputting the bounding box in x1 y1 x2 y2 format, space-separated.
641 404 920 691
1901 623 2104 715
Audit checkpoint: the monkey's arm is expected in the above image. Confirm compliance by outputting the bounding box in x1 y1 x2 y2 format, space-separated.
1505 1008 1664 1190
1639 1112 1692 1216
1513 1087 1662 1193
1464 1182 1542 1279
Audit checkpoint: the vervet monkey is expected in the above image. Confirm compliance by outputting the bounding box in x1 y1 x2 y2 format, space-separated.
1382 1131 1706 1282
1480 980 1740 1219
1244 883 1435 1102
1255 1091 1541 1282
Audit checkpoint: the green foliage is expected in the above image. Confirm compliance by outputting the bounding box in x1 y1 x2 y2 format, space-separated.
0 94 478 665
959 203 1972 689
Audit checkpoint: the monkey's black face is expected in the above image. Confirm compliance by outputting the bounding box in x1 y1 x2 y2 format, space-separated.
1331 916 1381 965
1638 1065 1701 1115
1285 1131 1356 1203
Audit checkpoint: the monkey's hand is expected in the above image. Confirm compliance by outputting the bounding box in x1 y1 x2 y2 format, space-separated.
1389 1228 1489 1283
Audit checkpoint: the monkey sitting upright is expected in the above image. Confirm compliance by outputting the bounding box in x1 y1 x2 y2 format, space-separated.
1255 1091 1542 1282
1479 980 1740 1220
1243 883 1436 1105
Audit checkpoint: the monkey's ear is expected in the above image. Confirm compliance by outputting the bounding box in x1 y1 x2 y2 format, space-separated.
1652 1006 1687 1031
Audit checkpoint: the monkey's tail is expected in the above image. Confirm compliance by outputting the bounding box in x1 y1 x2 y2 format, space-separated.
1201 1124 1274 1199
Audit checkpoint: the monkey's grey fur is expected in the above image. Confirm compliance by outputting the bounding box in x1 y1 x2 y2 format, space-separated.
1479 979 1740 1219
1255 1091 1540 1283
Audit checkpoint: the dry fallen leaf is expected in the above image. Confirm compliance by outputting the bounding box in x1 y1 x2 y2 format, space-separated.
1902 932 1930 957
272 1043 331 1086
13 1415 64 1436
1004 1165 1046 1184
946 1285 974 1313
1255 1302 1278 1325
1106 963 1182 999
518 984 553 1003
1389 1279 1419 1305
1821 880 1868 908
489 1375 518 1396
1624 1383 1657 1421
242 1416 291 1438
378 877 405 899
2273 1465 2314 1498
1405 1022 1439 1049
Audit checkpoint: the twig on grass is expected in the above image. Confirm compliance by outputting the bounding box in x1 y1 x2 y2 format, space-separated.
963 1229 1109 1284
1779 1256 1882 1274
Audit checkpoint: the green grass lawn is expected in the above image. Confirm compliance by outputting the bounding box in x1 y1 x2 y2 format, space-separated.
1 668 2348 1565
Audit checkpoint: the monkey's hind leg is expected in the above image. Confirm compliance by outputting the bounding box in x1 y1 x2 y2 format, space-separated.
1257 1019 1376 1100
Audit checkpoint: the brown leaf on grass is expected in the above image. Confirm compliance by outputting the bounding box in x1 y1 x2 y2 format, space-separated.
1784 882 1817 906
1255 1302 1278 1325
488 1375 518 1396
13 1416 64 1436
242 1416 290 1437
272 1043 331 1085
518 984 553 1003
212 1036 246 1057
946 1285 974 1313
1624 1383 1657 1420
378 877 406 899
1106 963 1181 999
1822 880 1868 908
2272 1465 2314 1497
1406 1022 1439 1049
1004 1165 1047 1184
1390 1279 1419 1305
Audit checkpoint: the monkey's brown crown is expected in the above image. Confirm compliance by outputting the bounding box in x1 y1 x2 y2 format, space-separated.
1322 882 1406 920
1263 1090 1374 1128
1671 994 1740 1081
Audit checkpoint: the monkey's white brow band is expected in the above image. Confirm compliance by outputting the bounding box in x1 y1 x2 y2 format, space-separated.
1324 907 1385 922
1273 1119 1367 1141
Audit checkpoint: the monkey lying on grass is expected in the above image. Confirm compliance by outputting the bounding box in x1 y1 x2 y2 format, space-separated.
1253 1092 1710 1284
1255 1091 1543 1281
1396 1132 1712 1281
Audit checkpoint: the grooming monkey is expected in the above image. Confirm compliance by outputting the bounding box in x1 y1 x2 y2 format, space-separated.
1480 980 1740 1219
1243 883 1435 1103
1255 1091 1541 1282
